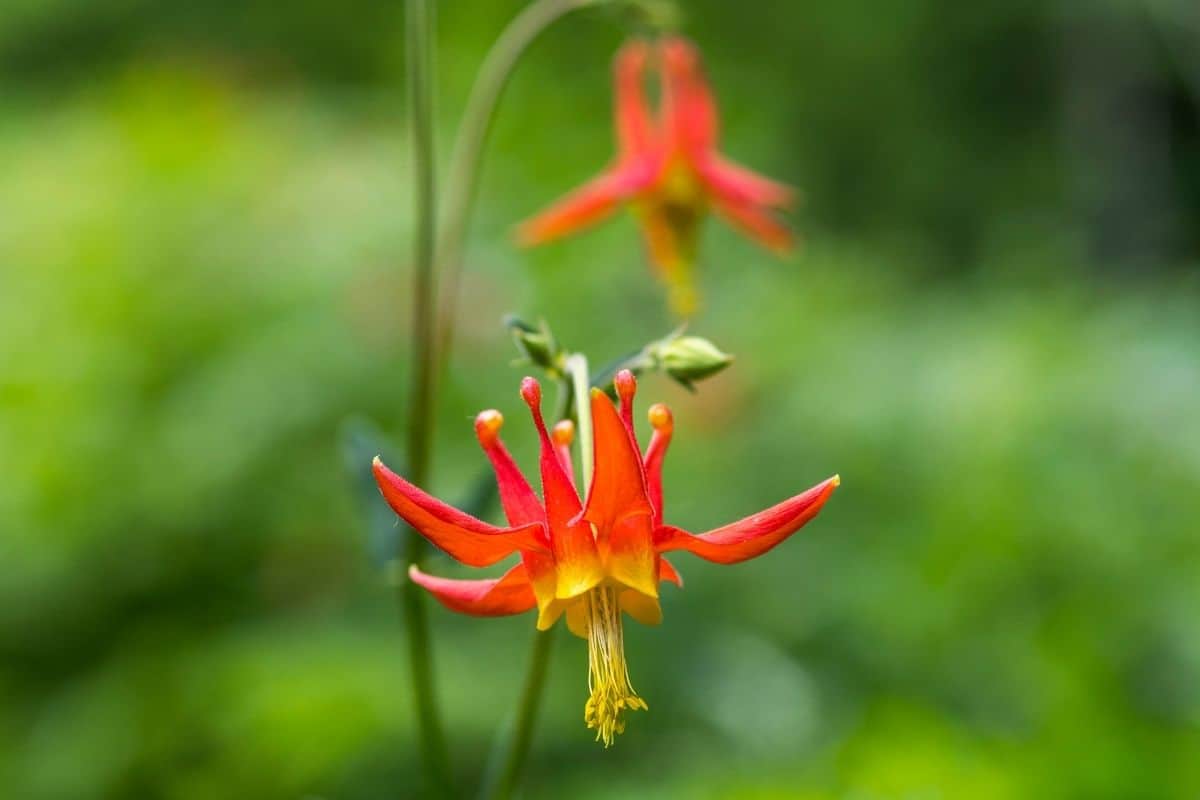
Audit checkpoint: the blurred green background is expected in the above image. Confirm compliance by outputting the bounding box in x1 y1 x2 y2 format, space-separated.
3 0 1200 797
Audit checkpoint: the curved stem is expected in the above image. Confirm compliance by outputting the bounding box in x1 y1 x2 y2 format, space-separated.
435 0 601 370
403 0 455 793
405 0 438 491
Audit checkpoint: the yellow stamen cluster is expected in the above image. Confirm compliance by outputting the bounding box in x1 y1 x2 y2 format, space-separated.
583 585 646 746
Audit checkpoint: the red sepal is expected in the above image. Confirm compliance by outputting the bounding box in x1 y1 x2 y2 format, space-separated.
373 457 547 567
655 476 839 564
409 563 537 616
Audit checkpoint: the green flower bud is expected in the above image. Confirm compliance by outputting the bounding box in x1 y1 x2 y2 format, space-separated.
653 334 733 388
505 315 563 375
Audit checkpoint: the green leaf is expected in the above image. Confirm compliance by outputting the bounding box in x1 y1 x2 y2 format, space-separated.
340 416 499 570
339 416 406 569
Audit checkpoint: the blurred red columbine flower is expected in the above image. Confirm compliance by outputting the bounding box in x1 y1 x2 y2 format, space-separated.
372 370 838 745
516 36 796 316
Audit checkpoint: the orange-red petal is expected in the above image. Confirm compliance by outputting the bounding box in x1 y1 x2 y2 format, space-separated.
614 39 656 157
643 403 673 526
608 511 659 599
584 385 658 598
516 160 657 246
614 369 638 445
655 475 840 563
711 193 793 254
551 419 576 489
659 556 684 587
409 563 537 617
474 410 544 527
521 378 604 599
372 457 547 567
525 550 561 624
473 412 561 612
552 520 605 600
660 36 718 161
698 154 795 209
582 387 653 533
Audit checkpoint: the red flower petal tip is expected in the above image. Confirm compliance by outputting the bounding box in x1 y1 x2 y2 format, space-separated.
659 35 700 74
520 376 542 408
474 409 504 448
552 419 575 446
647 403 673 433
615 38 650 77
614 369 637 403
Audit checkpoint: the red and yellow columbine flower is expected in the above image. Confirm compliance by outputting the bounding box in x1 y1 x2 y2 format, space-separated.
516 36 796 316
372 371 838 745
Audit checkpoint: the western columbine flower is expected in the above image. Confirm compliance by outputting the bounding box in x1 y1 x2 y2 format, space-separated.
516 36 796 316
372 371 838 745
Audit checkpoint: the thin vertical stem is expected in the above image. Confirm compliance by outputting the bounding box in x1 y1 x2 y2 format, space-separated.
435 0 601 371
404 0 455 793
566 354 595 488
481 627 556 800
398 0 657 794
406 0 437 486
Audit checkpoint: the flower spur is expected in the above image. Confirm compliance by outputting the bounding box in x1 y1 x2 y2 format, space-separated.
372 371 838 745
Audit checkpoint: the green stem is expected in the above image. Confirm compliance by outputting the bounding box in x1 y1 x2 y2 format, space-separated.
480 627 556 800
435 0 602 369
590 347 651 396
566 353 595 488
403 0 455 793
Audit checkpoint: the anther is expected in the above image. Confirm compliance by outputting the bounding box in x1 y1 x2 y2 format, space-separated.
582 585 646 747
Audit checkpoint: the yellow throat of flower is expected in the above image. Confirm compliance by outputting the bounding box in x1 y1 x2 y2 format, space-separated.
634 160 707 319
582 585 646 746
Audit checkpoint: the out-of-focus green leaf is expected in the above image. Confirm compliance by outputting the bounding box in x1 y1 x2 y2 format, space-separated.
4 4 1200 797
340 416 406 569
456 466 500 525
340 416 499 570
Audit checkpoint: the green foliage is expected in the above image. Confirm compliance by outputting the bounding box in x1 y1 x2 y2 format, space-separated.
2 2 1199 799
